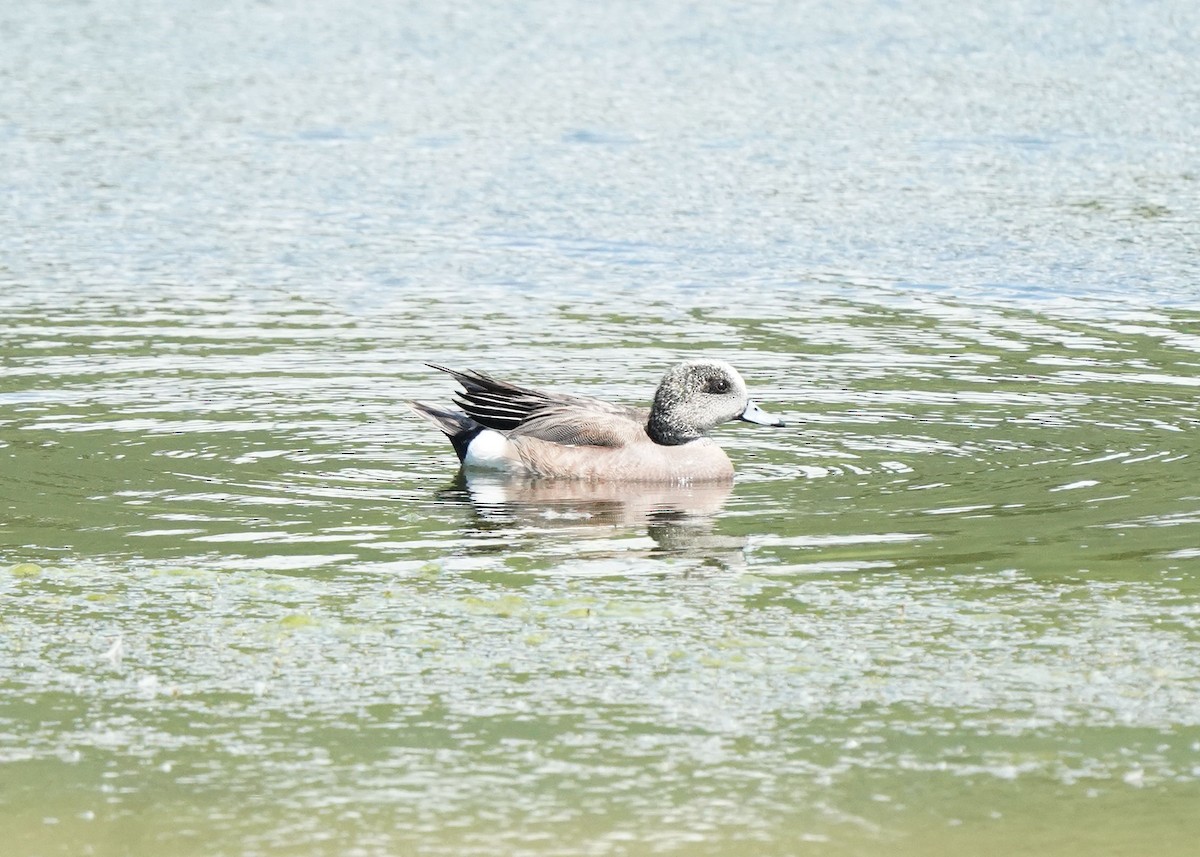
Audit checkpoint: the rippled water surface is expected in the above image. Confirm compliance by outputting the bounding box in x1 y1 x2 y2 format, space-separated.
4 1 1200 855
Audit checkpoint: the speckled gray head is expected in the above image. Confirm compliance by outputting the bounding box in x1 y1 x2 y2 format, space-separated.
646 359 785 446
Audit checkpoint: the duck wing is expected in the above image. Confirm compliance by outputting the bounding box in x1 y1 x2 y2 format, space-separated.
508 402 650 447
429 364 648 448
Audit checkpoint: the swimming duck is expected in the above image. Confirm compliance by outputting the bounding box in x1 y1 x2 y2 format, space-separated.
410 359 784 483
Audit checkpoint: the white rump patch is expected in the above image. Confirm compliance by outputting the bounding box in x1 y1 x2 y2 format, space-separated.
464 430 513 470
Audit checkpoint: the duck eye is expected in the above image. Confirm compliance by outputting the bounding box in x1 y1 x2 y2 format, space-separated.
705 377 730 394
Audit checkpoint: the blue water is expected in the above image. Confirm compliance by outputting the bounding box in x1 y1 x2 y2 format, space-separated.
3 0 1198 313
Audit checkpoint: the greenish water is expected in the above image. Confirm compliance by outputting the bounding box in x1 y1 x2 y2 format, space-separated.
5 0 1200 853
4 293 1200 856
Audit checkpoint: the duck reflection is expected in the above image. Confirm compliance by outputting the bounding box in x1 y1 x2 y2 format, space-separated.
437 472 746 561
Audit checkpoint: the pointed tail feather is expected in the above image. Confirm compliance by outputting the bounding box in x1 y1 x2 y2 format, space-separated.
409 401 484 463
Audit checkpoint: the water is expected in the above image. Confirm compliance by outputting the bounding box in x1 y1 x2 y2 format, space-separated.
3 1 1200 855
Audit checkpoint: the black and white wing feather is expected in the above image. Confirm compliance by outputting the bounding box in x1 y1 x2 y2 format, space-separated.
427 364 647 448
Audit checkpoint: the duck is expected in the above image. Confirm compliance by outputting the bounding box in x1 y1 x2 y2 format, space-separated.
410 359 784 483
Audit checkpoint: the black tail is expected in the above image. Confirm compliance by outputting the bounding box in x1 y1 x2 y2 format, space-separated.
409 401 485 463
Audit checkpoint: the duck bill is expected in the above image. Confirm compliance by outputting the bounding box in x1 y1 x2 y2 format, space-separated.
738 400 785 427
